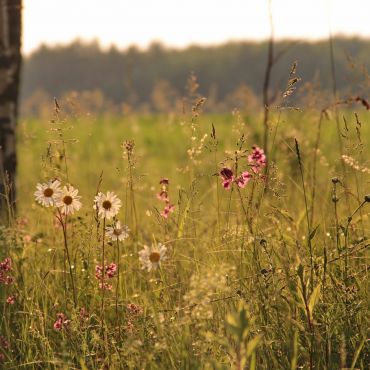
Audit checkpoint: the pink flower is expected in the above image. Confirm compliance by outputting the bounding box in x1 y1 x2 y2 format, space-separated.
157 190 169 202
0 272 13 286
6 296 15 305
235 171 252 188
248 146 266 165
220 168 235 190
95 265 103 280
53 320 62 330
95 263 117 289
161 203 175 218
157 177 175 217
0 258 12 272
159 178 169 186
127 303 143 316
248 146 266 174
99 282 113 291
106 263 117 278
53 313 70 331
220 167 233 180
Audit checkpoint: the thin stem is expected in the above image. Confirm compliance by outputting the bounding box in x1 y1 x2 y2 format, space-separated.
344 201 366 282
58 210 77 308
295 139 314 291
115 238 121 335
310 111 324 227
332 183 341 256
101 217 106 328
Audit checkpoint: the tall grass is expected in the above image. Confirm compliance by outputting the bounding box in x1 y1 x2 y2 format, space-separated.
0 99 369 368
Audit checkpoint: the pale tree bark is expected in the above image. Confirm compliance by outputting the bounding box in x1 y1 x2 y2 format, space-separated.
0 0 22 212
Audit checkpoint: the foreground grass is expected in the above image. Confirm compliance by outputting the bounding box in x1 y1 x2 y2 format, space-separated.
1 105 369 369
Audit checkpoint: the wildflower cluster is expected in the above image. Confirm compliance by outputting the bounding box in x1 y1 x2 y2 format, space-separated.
95 262 117 290
157 178 175 218
220 167 251 190
220 145 266 190
34 179 82 215
248 146 267 174
0 258 13 286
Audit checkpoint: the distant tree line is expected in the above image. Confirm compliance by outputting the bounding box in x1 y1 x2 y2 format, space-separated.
20 38 370 115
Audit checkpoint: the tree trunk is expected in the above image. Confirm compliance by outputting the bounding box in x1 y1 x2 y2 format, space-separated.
0 0 22 213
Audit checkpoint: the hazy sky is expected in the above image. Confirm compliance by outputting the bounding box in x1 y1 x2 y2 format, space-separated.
23 0 370 55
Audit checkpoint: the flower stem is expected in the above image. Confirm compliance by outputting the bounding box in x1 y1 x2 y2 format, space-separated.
101 217 106 328
58 210 77 308
115 238 121 336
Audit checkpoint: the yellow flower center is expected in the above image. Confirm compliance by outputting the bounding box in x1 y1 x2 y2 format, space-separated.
102 200 112 210
63 195 73 205
149 251 160 263
43 188 54 197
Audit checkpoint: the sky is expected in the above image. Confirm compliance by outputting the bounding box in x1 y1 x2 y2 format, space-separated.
23 0 370 55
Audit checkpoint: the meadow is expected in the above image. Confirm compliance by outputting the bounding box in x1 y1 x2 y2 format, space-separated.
0 97 369 368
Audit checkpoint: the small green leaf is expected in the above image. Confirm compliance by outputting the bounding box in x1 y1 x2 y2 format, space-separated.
309 224 320 240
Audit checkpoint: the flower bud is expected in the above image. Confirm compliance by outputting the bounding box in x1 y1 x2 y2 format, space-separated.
331 177 340 184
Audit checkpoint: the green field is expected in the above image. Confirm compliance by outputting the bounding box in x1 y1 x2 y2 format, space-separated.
1 106 369 368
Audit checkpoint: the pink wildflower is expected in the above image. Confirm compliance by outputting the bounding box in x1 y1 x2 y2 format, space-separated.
95 263 117 290
106 263 117 278
53 313 70 331
159 178 169 186
157 190 169 202
220 167 235 190
95 265 103 280
99 282 113 291
161 203 175 218
127 303 143 316
0 258 14 285
95 263 117 280
235 171 252 188
157 177 175 218
6 296 15 305
248 146 266 174
0 258 12 272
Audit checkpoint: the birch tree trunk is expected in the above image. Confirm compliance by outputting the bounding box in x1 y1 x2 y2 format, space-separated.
0 0 22 212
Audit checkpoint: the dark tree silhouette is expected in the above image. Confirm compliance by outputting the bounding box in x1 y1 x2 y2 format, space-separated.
0 0 22 213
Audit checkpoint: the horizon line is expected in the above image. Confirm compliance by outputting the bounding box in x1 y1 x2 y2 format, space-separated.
23 33 370 57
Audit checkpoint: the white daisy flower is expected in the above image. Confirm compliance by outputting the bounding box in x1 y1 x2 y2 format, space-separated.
56 185 82 215
94 191 121 220
139 243 167 272
34 179 62 207
106 221 129 241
